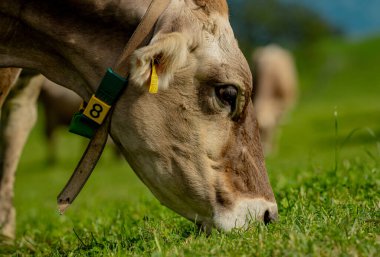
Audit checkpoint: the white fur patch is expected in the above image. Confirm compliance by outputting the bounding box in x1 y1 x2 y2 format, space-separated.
213 198 278 231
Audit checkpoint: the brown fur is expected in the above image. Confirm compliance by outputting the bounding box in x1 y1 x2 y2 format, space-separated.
0 68 21 107
218 103 275 208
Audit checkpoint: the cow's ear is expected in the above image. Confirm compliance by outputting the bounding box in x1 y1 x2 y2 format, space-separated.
129 32 188 91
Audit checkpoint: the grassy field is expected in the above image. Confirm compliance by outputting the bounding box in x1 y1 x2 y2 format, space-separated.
1 36 379 256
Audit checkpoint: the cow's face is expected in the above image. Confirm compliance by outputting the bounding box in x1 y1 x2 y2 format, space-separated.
111 0 277 231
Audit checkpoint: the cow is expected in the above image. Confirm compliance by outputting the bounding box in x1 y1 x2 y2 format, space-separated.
0 0 278 238
0 68 44 238
252 44 298 154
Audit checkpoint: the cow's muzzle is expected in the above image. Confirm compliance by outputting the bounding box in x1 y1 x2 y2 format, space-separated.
213 198 278 231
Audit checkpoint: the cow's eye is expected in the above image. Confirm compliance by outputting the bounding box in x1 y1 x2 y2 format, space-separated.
215 85 238 113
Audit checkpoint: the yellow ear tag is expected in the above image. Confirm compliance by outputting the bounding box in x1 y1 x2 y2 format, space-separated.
149 60 159 94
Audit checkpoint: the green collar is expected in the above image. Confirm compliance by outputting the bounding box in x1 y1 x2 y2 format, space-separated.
69 68 127 138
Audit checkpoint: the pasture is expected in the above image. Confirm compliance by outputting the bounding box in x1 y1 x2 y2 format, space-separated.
1 37 379 256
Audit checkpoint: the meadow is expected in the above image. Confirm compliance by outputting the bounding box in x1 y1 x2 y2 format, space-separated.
1 36 379 256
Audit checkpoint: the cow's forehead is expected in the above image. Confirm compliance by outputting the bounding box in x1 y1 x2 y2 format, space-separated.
195 14 252 92
160 1 252 91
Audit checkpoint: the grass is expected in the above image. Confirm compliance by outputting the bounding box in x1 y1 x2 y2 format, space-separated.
2 36 380 256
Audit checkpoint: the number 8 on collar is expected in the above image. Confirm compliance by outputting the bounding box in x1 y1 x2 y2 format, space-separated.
83 95 111 125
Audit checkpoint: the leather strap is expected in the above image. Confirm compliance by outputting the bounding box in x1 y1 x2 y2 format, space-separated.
58 116 110 214
57 0 171 213
113 0 171 76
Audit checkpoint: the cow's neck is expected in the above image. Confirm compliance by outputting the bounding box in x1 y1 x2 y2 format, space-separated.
0 0 150 100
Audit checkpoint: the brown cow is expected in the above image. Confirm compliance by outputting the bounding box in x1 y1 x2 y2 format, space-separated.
0 68 44 237
252 44 298 154
0 0 277 237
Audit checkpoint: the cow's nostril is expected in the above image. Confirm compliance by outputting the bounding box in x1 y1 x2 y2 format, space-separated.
263 208 278 225
263 210 271 225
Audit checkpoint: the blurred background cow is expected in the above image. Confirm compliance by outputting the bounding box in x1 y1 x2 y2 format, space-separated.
38 78 82 164
252 44 298 154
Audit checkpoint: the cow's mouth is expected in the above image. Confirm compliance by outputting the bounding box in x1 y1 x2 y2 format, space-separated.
212 198 278 231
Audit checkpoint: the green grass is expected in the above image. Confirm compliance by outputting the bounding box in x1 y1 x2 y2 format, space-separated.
2 36 380 256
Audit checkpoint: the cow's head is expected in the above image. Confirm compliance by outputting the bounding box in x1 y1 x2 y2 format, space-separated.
109 0 277 231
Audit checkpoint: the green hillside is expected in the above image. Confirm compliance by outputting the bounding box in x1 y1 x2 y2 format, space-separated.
268 37 380 175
